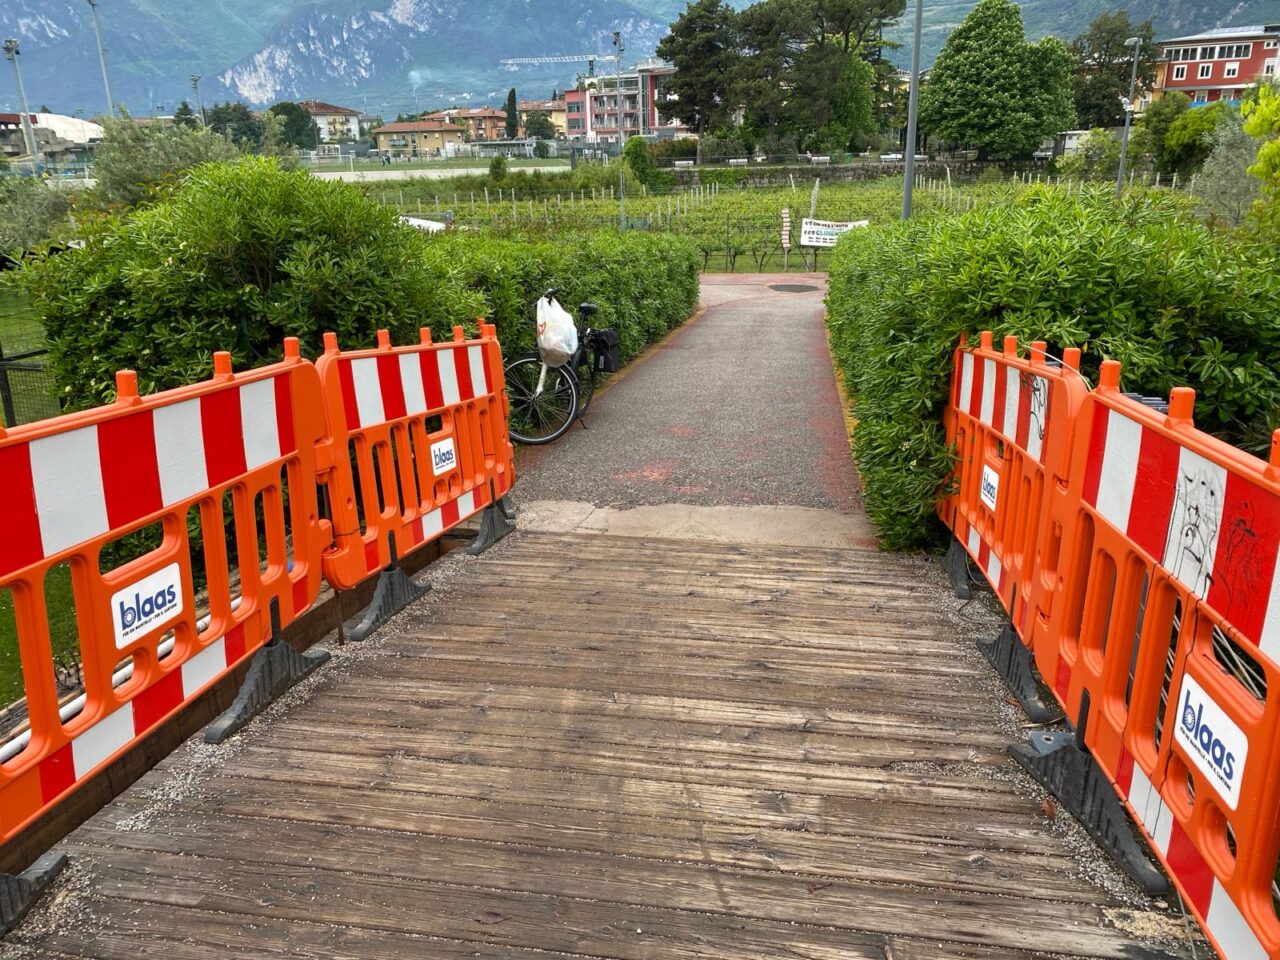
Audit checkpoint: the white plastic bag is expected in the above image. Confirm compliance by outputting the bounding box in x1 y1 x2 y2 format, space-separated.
536 296 578 368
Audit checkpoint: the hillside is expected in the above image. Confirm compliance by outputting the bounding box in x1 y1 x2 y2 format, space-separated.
3 0 1279 119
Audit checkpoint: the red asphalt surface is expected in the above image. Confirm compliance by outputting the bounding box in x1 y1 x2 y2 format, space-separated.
513 274 861 512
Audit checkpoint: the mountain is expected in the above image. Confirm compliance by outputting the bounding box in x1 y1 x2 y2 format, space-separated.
3 1 1280 119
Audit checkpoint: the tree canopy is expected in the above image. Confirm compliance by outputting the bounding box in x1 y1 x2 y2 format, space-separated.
524 111 556 140
919 0 1074 159
505 88 519 138
269 101 319 149
1070 11 1156 129
656 0 741 141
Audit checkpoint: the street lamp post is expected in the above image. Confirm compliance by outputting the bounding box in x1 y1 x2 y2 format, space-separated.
86 0 114 116
190 74 206 125
613 30 625 229
1115 36 1143 197
901 0 924 219
2 39 40 165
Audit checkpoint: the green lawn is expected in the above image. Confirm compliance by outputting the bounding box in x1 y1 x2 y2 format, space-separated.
0 291 60 428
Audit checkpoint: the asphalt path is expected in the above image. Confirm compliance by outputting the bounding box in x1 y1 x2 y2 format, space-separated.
513 274 861 512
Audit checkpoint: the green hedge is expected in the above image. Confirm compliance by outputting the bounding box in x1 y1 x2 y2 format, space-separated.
9 158 698 410
826 184 1280 550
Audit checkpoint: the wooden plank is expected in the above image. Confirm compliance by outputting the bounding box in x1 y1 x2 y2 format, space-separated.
64 818 1163 957
98 776 1103 902
54 845 898 960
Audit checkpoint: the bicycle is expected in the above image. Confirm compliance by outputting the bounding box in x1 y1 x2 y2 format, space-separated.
505 292 614 446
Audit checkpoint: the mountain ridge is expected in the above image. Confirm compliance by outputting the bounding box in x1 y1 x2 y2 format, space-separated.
3 1 1278 119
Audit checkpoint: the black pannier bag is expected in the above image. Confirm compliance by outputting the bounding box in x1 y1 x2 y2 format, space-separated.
592 329 622 373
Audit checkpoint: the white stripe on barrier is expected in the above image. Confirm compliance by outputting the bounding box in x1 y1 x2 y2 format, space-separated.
1206 879 1268 960
457 488 476 517
959 353 974 410
1003 369 1021 441
422 506 444 539
979 359 996 426
30 426 109 556
966 525 981 556
1093 409 1141 534
987 552 1002 585
1026 378 1048 463
1261 570 1280 663
154 399 209 505
350 357 385 429
239 378 281 470
70 703 134 775
438 350 460 406
181 636 228 697
468 345 488 397
1163 446 1227 599
399 353 427 416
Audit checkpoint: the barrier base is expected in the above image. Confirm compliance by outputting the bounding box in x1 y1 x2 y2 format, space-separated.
0 852 68 935
942 539 972 600
204 603 330 745
1010 730 1168 896
348 553 430 643
467 495 516 556
977 624 1061 724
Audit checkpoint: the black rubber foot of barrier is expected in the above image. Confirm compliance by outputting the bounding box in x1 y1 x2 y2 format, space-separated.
0 851 68 936
942 539 972 600
977 624 1062 724
1010 730 1169 896
204 599 330 745
348 536 430 643
467 494 516 556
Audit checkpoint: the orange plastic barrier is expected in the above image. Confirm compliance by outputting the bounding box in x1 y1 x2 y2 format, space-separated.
1050 361 1280 960
940 331 1086 636
315 324 515 590
0 342 327 844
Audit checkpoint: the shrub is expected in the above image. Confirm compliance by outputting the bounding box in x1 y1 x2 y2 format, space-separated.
91 113 241 208
11 157 700 411
489 154 508 180
826 184 1280 549
0 179 72 253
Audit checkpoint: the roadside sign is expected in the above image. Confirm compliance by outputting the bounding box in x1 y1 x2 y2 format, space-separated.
800 218 869 248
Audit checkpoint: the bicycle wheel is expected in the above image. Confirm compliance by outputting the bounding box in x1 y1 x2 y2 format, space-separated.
572 344 597 415
504 355 579 445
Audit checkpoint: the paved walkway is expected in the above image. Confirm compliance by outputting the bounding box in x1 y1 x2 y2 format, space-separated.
7 276 1199 960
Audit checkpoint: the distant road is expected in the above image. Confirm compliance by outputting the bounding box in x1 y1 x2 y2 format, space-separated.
310 165 568 183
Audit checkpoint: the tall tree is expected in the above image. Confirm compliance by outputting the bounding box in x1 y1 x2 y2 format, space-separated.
505 88 519 138
808 0 906 52
173 101 199 129
268 101 319 149
656 0 741 160
206 101 262 146
1071 11 1157 129
1132 91 1190 174
525 111 556 140
919 0 1074 159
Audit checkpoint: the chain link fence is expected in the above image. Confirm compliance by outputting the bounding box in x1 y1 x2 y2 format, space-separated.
0 295 60 428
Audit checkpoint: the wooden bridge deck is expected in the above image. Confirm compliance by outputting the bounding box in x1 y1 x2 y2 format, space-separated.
11 529 1187 960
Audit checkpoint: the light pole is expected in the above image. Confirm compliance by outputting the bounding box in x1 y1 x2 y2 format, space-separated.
1115 36 1143 197
901 0 924 219
2 39 40 165
190 74 206 125
86 0 114 116
613 30 625 229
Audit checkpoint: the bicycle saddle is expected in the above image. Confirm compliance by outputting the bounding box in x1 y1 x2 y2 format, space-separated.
579 303 599 317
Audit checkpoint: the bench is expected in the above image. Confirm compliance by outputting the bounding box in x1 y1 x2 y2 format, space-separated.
673 160 695 168
809 155 831 165
728 158 748 167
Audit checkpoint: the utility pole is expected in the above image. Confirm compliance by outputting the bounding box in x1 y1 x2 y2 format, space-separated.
86 0 114 116
190 74 206 125
1115 37 1143 198
901 0 923 219
2 39 40 165
613 30 626 229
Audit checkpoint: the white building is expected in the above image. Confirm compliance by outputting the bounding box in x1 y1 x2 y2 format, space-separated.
297 100 361 143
